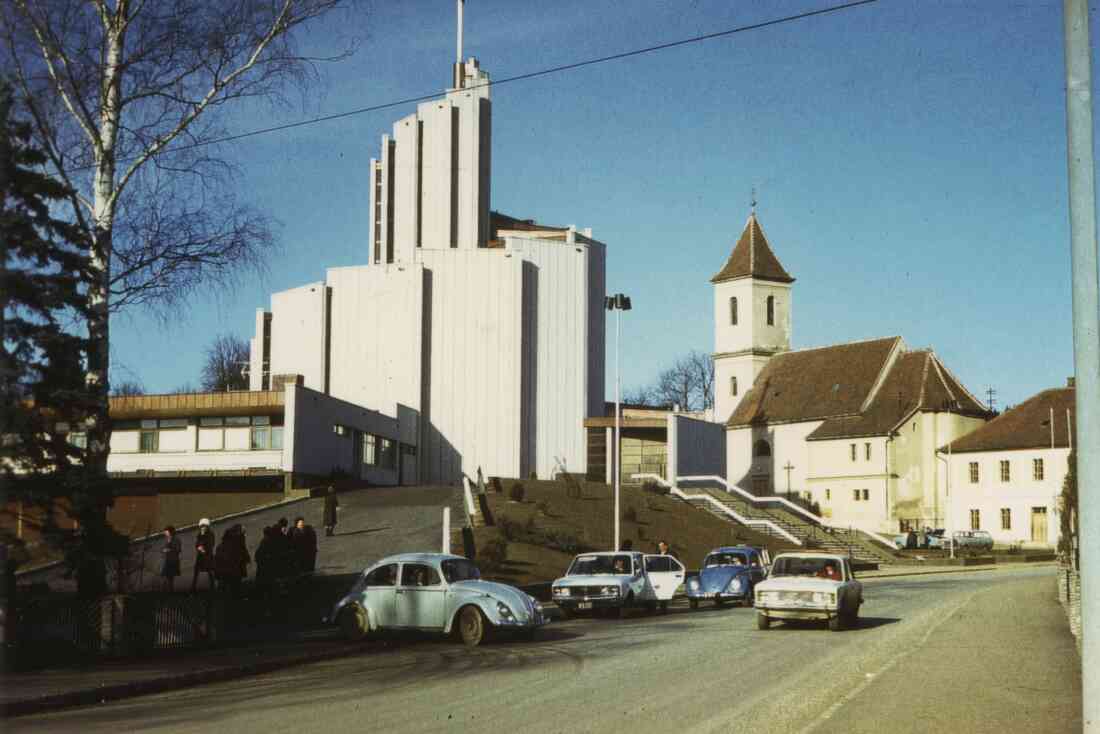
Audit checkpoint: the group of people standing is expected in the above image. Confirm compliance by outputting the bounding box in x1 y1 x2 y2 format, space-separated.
159 514 324 594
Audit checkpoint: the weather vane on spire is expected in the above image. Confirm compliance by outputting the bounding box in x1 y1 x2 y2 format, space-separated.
750 186 757 215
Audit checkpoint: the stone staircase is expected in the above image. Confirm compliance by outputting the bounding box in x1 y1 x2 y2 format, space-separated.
679 484 898 565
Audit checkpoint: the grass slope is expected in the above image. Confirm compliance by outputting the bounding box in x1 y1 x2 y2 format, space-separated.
472 478 799 587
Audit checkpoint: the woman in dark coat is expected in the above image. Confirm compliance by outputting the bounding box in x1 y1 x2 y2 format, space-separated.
291 517 318 572
192 518 217 592
160 526 181 592
323 486 339 537
215 524 250 597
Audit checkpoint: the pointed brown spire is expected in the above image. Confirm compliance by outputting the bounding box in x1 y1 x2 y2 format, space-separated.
710 212 795 284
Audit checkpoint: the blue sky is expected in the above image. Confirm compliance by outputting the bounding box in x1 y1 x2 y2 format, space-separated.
111 0 1087 410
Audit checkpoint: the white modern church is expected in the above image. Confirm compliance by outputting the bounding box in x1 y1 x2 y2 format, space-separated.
246 34 606 485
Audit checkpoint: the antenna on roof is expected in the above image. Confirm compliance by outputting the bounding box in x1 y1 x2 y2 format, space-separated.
453 1 466 88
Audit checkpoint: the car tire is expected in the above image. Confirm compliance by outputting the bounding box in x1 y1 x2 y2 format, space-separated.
715 598 725 608
689 599 699 610
745 589 755 608
646 601 658 614
558 606 572 621
828 614 843 632
517 628 537 642
337 605 369 641
459 606 490 647
659 601 669 615
616 594 633 619
756 612 770 630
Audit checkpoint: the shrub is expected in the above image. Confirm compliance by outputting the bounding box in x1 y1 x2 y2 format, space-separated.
565 480 582 500
544 530 583 555
623 506 638 523
642 479 670 496
509 482 526 502
479 538 508 570
489 477 503 494
524 514 537 533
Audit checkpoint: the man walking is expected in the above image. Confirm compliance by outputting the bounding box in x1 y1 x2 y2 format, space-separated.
323 486 339 537
192 518 217 592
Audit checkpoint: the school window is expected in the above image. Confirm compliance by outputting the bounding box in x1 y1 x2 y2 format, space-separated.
380 438 397 470
1033 458 1044 481
730 376 738 396
250 426 270 450
1001 508 1011 530
766 295 775 326
850 444 857 462
864 443 871 461
861 488 869 501
969 462 979 484
970 509 980 530
139 430 158 453
999 460 1010 482
729 296 738 325
363 434 378 465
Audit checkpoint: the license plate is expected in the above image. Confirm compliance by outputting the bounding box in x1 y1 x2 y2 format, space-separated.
703 593 715 599
578 602 592 610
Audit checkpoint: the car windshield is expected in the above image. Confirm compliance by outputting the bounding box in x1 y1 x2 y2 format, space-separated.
770 556 844 580
568 554 633 576
704 552 749 567
441 559 481 583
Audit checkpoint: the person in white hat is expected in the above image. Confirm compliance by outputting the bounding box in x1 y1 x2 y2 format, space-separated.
192 518 217 592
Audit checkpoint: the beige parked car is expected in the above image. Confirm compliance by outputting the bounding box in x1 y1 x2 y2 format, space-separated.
754 552 863 632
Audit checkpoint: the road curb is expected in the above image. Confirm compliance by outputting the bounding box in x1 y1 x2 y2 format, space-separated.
860 562 1057 581
1 642 366 719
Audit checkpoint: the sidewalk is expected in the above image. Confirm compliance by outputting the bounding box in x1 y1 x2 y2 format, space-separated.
0 633 362 718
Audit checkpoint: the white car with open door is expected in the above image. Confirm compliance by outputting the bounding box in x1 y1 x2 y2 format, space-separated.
551 551 684 618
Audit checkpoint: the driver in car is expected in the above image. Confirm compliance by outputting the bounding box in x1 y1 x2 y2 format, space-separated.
817 562 840 580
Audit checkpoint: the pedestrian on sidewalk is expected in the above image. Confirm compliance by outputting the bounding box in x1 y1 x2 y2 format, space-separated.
323 486 339 537
292 517 318 573
192 518 217 592
215 524 249 597
160 526 181 592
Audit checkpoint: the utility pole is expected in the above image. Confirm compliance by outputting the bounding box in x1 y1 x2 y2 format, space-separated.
985 386 997 413
607 293 632 552
1063 2 1099 730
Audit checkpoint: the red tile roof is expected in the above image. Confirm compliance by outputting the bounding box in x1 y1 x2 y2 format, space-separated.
807 351 989 440
727 337 900 426
945 387 1077 453
711 213 795 284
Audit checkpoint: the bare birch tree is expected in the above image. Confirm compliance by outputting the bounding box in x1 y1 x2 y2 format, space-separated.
634 350 716 412
1 1 357 501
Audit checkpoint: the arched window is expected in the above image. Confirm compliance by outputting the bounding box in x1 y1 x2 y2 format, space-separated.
729 296 738 325
730 376 738 396
753 439 771 457
766 295 775 326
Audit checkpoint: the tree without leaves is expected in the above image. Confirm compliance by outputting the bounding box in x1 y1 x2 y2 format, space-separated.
200 334 250 392
1 0 359 505
109 379 144 397
639 350 715 413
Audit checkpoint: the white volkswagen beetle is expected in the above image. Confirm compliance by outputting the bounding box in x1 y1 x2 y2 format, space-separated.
328 553 546 646
753 552 863 631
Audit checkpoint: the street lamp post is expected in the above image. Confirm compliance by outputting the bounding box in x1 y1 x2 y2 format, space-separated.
606 293 632 552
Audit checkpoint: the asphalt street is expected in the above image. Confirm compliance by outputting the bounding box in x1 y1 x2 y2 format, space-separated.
9 566 1080 734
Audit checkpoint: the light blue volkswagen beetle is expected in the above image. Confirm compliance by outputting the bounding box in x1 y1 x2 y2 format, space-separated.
328 553 546 646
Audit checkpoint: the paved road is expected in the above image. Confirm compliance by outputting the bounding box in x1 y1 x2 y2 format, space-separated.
11 566 1080 734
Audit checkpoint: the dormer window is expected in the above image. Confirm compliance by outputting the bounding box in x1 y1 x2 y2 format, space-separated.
766 295 775 326
730 296 738 325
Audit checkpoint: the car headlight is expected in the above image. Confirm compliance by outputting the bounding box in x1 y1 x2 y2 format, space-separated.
728 577 743 592
811 592 836 605
601 586 619 596
688 578 699 589
497 601 515 619
757 591 776 603
553 587 570 597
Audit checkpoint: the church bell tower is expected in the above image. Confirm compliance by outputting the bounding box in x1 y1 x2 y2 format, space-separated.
711 210 794 423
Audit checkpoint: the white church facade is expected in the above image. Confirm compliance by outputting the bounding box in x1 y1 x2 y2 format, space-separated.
714 212 991 534
246 56 606 484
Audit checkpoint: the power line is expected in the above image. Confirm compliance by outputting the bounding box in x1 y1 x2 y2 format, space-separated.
77 0 878 168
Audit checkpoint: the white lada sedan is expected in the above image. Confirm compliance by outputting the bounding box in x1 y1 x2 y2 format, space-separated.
552 551 685 618
754 552 863 632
